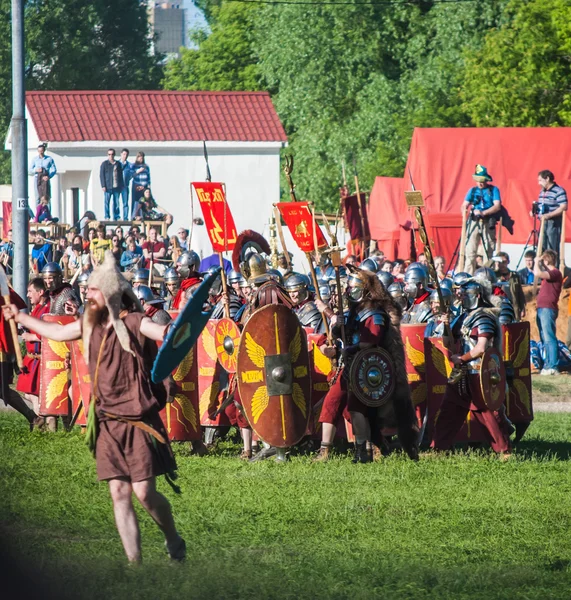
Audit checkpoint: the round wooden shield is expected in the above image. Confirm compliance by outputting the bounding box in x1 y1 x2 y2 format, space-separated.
479 347 506 411
349 347 395 408
215 318 241 373
237 304 311 448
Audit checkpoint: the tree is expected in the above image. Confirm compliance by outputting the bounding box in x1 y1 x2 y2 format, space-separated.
162 1 261 91
0 0 163 184
461 0 571 126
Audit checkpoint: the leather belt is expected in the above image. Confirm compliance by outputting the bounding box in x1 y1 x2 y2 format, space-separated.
99 410 167 444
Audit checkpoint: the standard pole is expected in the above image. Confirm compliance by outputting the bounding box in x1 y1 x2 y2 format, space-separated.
11 0 29 298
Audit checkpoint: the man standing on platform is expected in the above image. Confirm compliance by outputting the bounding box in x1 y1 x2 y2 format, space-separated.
29 143 57 206
100 149 124 221
463 165 501 274
535 170 568 260
3 253 185 563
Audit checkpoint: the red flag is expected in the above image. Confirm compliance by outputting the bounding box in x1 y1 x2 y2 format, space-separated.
276 202 327 253
2 202 12 240
342 193 370 241
192 182 238 252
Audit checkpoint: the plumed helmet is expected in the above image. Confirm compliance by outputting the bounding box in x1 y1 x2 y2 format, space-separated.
227 269 243 285
132 268 150 284
246 253 271 285
77 270 91 287
360 258 379 273
376 271 394 289
177 250 200 272
473 266 498 285
452 272 471 288
41 262 62 277
164 267 181 285
440 278 453 293
429 288 453 308
135 285 156 304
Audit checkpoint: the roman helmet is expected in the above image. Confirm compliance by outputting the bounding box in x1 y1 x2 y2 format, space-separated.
227 269 244 286
377 271 394 289
473 266 498 285
77 269 91 288
452 272 471 288
360 258 379 273
440 278 453 293
403 267 428 299
317 278 331 302
429 288 453 310
346 270 365 303
41 262 63 290
232 230 271 286
132 268 150 286
460 280 483 310
387 282 407 309
176 250 201 279
135 285 158 306
284 272 311 304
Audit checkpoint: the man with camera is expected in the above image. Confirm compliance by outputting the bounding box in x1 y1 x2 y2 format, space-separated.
532 170 568 260
462 165 501 274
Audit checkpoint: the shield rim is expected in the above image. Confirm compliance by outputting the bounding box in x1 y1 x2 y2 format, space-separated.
349 347 396 408
236 304 311 447
215 317 241 374
479 346 506 411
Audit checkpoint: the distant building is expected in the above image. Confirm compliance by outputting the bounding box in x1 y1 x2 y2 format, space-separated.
150 2 186 57
5 90 288 259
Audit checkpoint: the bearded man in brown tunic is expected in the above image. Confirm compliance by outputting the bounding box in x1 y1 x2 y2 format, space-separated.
3 252 185 563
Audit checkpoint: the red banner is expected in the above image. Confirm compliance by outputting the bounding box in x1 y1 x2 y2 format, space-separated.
192 182 238 252
2 202 12 240
276 202 327 253
342 193 370 242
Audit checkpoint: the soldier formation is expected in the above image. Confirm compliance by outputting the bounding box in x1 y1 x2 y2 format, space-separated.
4 225 531 464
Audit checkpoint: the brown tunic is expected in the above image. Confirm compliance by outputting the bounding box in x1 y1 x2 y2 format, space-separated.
88 312 175 482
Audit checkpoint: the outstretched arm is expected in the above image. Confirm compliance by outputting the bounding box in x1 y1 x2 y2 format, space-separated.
140 316 168 342
3 304 82 342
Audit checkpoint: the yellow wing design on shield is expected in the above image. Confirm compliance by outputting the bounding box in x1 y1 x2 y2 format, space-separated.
173 350 194 381
431 344 452 378
47 340 70 359
405 338 425 372
513 330 530 368
313 342 333 376
292 382 307 419
411 382 427 406
199 381 220 417
289 328 301 364
201 327 217 362
174 393 198 431
513 379 531 414
45 371 69 408
245 333 266 368
251 385 269 423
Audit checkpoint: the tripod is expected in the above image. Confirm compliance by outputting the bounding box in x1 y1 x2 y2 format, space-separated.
515 210 540 270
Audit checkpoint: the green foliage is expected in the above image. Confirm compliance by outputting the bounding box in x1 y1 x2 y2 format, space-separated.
462 0 571 127
2 411 571 599
0 0 163 185
163 1 261 92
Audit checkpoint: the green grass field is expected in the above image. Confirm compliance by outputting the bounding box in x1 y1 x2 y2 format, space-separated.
2 411 571 600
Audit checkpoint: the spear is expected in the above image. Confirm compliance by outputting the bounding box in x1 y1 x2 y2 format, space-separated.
352 155 366 260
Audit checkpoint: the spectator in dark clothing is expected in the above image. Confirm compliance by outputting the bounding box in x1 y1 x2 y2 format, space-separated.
119 149 133 221
35 195 58 223
100 148 124 221
494 251 526 319
518 250 536 285
131 151 151 218
535 249 563 375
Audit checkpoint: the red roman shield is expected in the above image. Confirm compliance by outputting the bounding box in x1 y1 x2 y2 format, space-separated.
70 340 91 426
502 322 533 425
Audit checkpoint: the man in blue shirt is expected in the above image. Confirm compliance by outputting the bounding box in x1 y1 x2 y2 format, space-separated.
535 169 568 260
119 149 133 222
518 250 536 285
462 164 501 274
29 143 57 206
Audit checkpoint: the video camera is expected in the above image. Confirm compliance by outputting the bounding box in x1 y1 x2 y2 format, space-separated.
531 202 545 216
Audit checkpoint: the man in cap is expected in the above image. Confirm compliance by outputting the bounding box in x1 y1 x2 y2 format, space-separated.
3 253 185 563
463 165 501 274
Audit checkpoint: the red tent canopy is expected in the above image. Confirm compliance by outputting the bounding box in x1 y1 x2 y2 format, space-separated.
368 177 405 260
405 128 571 249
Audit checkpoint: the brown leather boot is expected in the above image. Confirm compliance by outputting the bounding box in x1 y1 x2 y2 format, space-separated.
312 445 332 463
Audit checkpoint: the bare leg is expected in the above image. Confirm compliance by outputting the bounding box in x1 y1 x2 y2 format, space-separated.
108 478 141 562
131 477 179 547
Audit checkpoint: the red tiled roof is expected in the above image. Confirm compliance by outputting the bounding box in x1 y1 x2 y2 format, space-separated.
26 91 288 143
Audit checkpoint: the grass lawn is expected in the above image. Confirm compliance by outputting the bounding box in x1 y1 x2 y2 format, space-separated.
532 373 571 402
1 411 571 599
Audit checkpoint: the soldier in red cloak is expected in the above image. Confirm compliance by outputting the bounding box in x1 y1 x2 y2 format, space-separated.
16 278 50 417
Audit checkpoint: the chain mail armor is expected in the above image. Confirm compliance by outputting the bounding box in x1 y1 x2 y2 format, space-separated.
49 284 79 315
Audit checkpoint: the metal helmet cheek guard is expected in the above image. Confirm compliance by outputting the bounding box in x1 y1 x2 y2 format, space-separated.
346 272 365 303
461 281 482 310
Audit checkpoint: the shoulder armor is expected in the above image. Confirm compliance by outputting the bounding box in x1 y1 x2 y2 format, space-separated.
357 307 387 327
464 308 498 336
296 301 324 331
151 310 172 326
499 298 516 325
